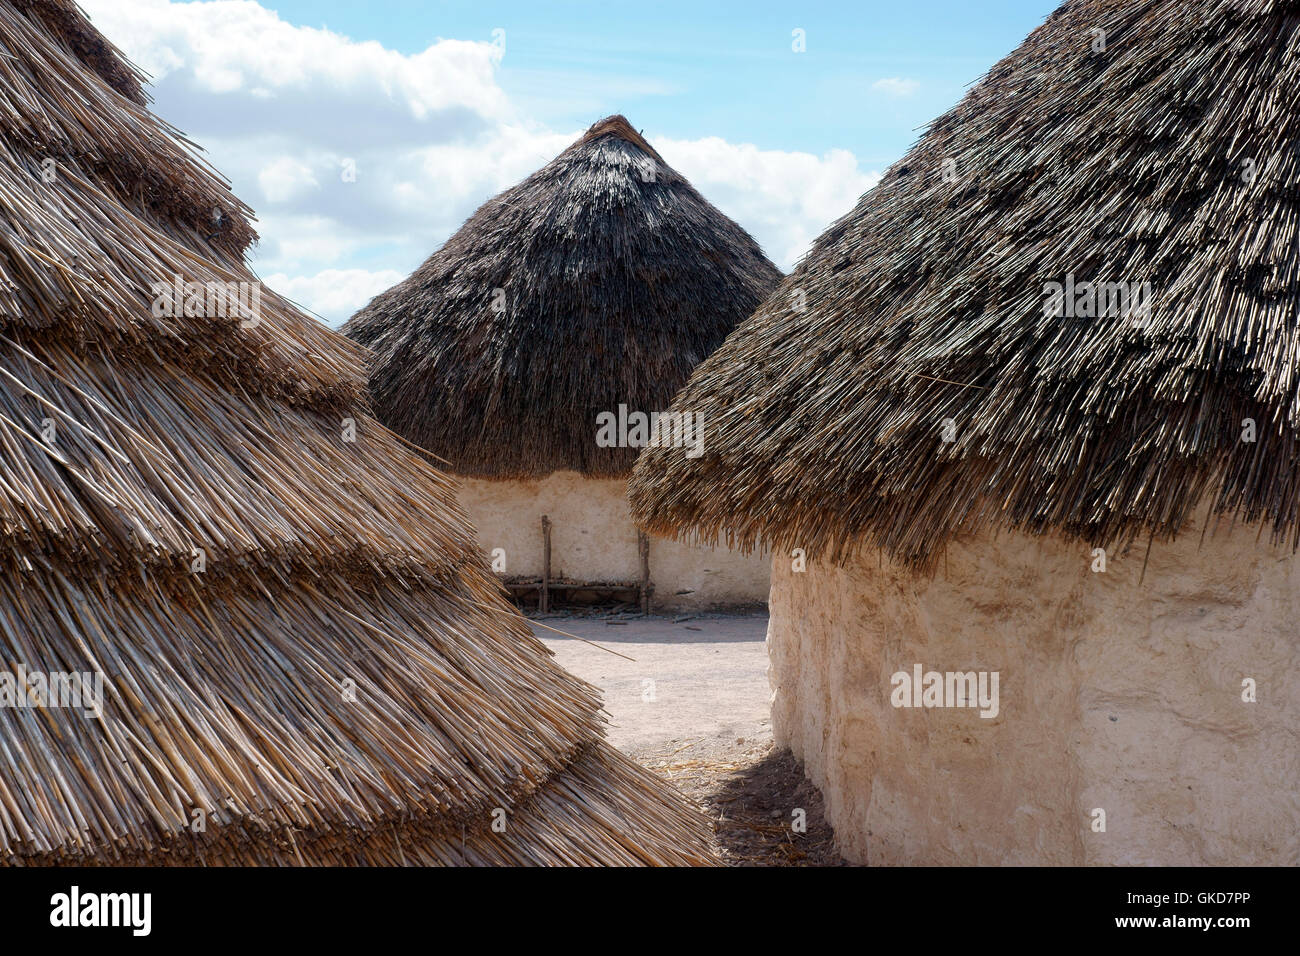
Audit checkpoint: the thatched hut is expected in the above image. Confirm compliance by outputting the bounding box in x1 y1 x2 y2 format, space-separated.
631 0 1300 865
0 0 712 865
344 116 780 610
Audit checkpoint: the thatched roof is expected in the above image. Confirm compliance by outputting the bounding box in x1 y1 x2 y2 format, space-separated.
0 1 712 865
343 115 782 479
631 0 1300 570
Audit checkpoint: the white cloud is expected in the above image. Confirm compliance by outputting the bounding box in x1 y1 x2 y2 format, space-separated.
257 156 319 203
80 0 508 120
80 0 880 323
656 137 878 268
409 124 577 213
871 77 920 97
251 213 362 269
263 268 405 324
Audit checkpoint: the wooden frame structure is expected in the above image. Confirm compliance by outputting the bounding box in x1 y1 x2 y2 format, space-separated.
503 515 654 614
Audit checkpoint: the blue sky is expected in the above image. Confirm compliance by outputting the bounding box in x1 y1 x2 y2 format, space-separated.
84 0 1057 323
264 0 1053 163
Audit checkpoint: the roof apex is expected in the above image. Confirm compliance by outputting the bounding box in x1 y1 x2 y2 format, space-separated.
578 114 663 161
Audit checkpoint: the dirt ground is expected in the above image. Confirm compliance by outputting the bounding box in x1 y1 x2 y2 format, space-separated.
533 609 846 865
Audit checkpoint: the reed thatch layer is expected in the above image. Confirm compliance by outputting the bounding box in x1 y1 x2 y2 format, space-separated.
0 564 598 862
344 114 782 479
1 1 252 254
8 743 715 866
13 0 145 104
1 546 714 864
631 0 1300 569
1 1 715 865
0 127 357 411
0 336 475 580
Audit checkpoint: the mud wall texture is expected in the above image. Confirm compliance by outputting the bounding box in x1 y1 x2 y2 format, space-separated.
766 526 1300 865
458 472 768 609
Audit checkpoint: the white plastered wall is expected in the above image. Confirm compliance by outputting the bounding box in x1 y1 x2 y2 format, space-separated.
766 524 1300 865
457 471 769 609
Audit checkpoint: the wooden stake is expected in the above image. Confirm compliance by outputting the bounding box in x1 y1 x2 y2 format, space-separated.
541 514 551 614
638 530 651 616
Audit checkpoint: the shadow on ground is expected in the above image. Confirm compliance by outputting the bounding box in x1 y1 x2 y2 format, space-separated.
649 746 848 866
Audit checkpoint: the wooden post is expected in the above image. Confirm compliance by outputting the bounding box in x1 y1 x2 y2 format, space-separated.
540 515 551 614
637 530 650 616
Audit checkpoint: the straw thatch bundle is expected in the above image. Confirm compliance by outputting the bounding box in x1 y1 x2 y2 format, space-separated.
343 115 782 478
0 0 713 865
631 0 1300 570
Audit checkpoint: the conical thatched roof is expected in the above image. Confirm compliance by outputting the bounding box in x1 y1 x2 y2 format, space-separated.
0 0 712 865
632 0 1300 570
343 115 782 479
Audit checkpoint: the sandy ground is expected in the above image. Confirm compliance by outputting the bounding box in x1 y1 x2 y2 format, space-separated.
534 611 772 759
533 609 845 865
